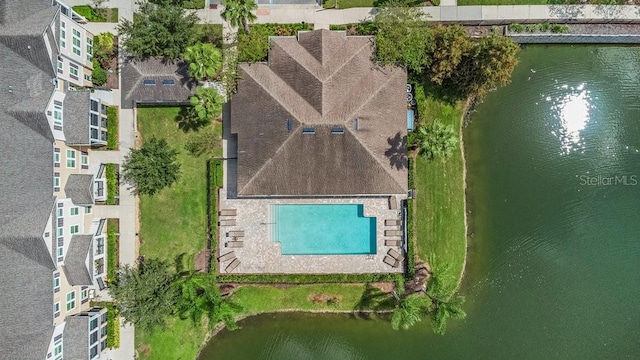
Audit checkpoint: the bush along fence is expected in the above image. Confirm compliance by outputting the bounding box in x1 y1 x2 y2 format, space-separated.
207 158 223 274
105 163 119 205
107 106 118 150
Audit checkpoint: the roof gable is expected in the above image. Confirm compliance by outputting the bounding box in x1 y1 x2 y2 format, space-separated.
63 235 93 286
231 30 408 196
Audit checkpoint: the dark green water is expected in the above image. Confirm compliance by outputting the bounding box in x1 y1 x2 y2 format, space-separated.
199 46 640 360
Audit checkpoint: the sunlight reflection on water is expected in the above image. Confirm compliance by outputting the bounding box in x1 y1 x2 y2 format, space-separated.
548 83 593 155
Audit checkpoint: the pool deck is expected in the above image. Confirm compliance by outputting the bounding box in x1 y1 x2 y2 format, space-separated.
217 189 406 274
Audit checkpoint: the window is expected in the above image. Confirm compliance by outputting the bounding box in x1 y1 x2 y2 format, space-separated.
60 24 66 48
53 174 60 189
82 288 89 301
53 275 60 292
86 37 93 61
53 105 63 128
57 227 63 237
72 29 81 56
54 302 60 316
70 225 79 234
143 79 156 86
85 206 92 214
81 154 89 167
57 59 63 73
70 207 79 216
69 66 78 77
54 338 63 360
66 291 76 311
162 79 175 85
57 246 64 257
84 74 92 81
54 151 60 166
66 149 76 168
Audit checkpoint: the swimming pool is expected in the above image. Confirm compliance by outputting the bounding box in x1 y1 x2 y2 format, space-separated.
271 204 376 255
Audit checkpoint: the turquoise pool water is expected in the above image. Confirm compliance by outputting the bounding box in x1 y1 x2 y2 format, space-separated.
271 204 376 255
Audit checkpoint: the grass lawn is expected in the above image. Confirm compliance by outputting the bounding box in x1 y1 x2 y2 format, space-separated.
136 317 209 360
322 0 374 8
137 107 221 270
231 284 394 314
413 85 467 299
106 219 118 283
107 106 118 150
105 164 118 205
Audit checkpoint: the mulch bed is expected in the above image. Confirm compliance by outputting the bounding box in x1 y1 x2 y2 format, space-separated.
194 250 211 273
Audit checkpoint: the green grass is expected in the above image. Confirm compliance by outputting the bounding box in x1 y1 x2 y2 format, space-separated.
106 219 118 284
138 107 221 269
105 163 118 205
107 106 118 150
413 85 467 299
136 317 209 360
237 23 313 63
231 284 394 313
194 24 224 48
322 0 374 8
183 0 204 9
72 6 118 22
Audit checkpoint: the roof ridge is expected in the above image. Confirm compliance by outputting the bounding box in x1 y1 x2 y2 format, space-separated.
343 71 407 193
124 62 144 101
323 40 370 84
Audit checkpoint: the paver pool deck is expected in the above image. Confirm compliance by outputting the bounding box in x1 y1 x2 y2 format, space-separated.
218 190 406 274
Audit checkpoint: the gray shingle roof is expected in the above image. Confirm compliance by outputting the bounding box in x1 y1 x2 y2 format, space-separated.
65 174 94 206
0 236 55 360
121 58 196 109
63 316 90 360
63 235 94 286
0 2 63 357
231 30 408 196
63 90 91 145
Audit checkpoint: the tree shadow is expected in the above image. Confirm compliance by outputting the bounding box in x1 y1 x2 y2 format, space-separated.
175 107 208 133
352 283 396 319
174 252 187 275
384 132 408 170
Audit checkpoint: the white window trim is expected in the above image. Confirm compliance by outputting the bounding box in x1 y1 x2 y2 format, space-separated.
70 225 79 234
53 105 63 127
53 275 60 291
54 337 63 360
54 152 61 165
54 302 60 315
70 207 79 216
81 288 88 300
66 290 76 311
72 29 81 56
69 65 78 76
66 149 76 168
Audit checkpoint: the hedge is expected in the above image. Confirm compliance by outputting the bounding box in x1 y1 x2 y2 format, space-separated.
106 219 118 284
237 23 313 63
106 106 118 150
217 273 404 284
208 158 223 275
405 198 416 279
105 164 118 205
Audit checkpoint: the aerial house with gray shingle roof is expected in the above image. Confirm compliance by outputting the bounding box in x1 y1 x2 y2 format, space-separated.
230 29 408 197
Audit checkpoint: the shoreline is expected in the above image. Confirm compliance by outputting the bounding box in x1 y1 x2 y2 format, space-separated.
453 97 473 294
196 309 391 358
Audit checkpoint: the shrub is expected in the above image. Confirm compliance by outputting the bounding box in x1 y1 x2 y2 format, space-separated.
237 23 312 63
106 219 119 283
217 273 401 284
92 59 107 86
406 198 415 279
182 0 204 9
105 163 118 205
551 24 570 33
106 106 118 149
508 23 525 33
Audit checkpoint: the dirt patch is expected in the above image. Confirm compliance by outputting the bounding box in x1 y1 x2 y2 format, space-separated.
308 293 342 305
370 282 394 293
194 250 211 273
137 343 151 359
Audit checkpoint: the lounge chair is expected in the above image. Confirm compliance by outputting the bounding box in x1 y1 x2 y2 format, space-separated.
226 241 244 248
385 219 401 226
219 219 236 226
217 251 236 262
387 248 403 261
385 239 403 247
225 258 241 273
219 209 237 216
383 255 400 268
227 230 245 237
388 196 398 210
384 230 402 236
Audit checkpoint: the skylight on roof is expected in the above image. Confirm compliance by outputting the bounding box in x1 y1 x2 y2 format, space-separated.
143 79 156 86
331 126 344 134
286 118 292 133
302 127 315 135
162 79 175 85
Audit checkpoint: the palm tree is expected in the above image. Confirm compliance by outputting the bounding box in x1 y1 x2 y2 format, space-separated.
416 122 458 161
391 293 432 330
430 295 466 335
184 43 223 82
221 0 257 34
176 272 242 329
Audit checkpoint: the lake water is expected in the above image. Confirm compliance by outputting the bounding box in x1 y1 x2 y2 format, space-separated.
199 46 640 360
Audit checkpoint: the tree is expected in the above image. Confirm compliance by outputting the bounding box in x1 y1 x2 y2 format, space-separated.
221 0 257 34
117 1 199 60
425 25 474 87
184 126 221 157
93 32 115 67
122 137 181 196
109 259 180 332
374 2 432 72
391 293 432 330
416 122 458 160
190 86 224 123
184 43 223 82
91 59 107 86
431 295 467 335
176 273 241 329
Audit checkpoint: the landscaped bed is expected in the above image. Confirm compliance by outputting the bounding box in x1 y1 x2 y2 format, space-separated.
105 164 119 205
72 5 119 22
